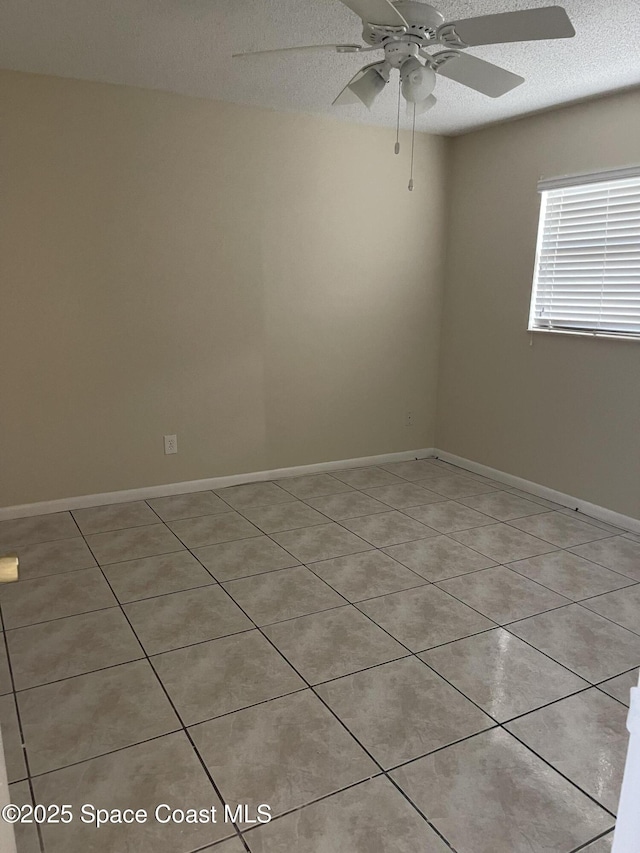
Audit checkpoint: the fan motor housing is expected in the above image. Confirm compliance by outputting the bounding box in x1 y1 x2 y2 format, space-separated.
383 40 419 67
363 2 445 52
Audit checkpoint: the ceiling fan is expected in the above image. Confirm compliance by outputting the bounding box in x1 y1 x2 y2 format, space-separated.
234 2 575 111
233 1 575 188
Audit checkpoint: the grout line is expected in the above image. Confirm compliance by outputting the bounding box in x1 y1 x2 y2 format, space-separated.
90 545 186 567
504 726 618 819
0 608 46 853
568 828 615 853
3 602 121 633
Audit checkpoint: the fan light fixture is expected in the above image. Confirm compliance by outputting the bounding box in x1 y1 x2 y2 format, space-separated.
401 58 436 102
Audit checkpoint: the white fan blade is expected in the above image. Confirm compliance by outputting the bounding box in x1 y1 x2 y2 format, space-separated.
338 0 407 27
443 6 575 47
233 44 364 58
434 51 524 98
333 63 388 109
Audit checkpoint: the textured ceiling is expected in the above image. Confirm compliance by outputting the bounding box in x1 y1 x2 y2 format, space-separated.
1 0 639 135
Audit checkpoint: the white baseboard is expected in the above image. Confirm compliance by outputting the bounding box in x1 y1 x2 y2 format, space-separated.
3 447 638 534
0 448 436 521
434 449 640 535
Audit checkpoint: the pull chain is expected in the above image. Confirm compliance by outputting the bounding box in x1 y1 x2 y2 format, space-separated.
408 102 416 191
394 78 401 155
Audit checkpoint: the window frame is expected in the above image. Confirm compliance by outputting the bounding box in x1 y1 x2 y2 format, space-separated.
528 166 640 343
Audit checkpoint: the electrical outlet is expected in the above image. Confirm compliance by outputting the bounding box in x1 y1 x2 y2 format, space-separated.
405 411 414 427
164 434 178 455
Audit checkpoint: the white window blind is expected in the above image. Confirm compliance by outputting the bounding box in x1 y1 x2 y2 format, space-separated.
529 168 640 339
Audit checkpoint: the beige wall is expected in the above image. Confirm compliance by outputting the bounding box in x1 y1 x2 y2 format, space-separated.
1 70 448 507
436 90 640 519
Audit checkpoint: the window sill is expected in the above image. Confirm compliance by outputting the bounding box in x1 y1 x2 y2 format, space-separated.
527 327 640 343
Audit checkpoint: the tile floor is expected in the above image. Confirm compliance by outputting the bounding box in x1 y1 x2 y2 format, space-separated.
1 458 639 852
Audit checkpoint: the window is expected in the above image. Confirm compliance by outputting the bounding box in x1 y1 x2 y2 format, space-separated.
529 167 640 339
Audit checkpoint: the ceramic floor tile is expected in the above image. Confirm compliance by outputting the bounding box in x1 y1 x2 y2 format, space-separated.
124 585 253 655
506 689 628 812
0 512 78 550
558 510 626 535
378 459 441 481
437 566 569 624
409 462 464 480
309 551 427 602
430 458 496 480
508 604 640 683
358 585 494 652
509 512 614 548
2 466 632 853
421 628 589 722
506 488 563 509
223 566 344 626
153 630 304 725
33 732 230 853
0 641 11 695
571 536 640 581
382 535 496 582
340 511 437 547
168 512 260 548
9 780 40 853
415 474 496 499
18 660 179 775
304 491 390 520
451 523 556 563
244 776 450 853
581 584 640 634
204 839 246 853
102 550 215 603
390 728 612 853
215 482 295 509
6 537 96 580
467 474 506 487
270 523 372 564
598 669 638 706
404 501 494 534
330 467 406 489
316 657 492 768
263 605 407 683
239 501 328 532
0 694 27 782
582 836 614 853
361 482 446 509
147 490 229 521
193 536 299 582
507 551 635 601
7 607 143 690
85 524 184 565
72 501 159 534
459 490 550 521
0 567 117 629
274 473 353 499
190 690 377 823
